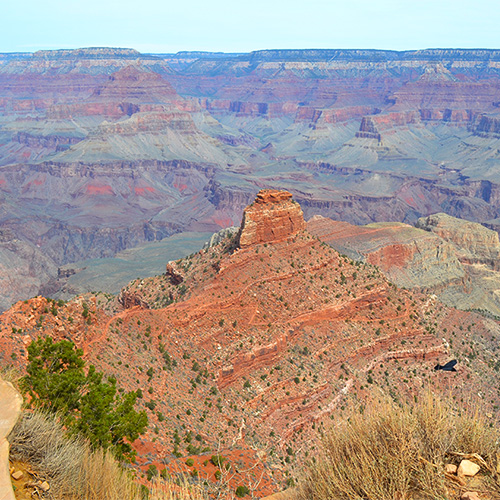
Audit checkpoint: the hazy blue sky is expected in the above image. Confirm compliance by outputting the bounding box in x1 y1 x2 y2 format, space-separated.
2 0 498 53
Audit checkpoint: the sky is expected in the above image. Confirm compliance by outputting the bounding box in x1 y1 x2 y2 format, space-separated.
2 0 499 54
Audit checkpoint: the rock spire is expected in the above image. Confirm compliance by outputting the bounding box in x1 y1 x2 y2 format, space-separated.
238 190 306 248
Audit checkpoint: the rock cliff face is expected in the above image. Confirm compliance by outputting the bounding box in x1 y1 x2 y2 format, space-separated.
355 111 422 140
238 190 306 247
473 114 500 137
91 65 177 102
47 66 186 119
309 213 500 317
307 216 464 289
0 47 170 75
0 377 22 500
416 213 500 265
0 232 57 313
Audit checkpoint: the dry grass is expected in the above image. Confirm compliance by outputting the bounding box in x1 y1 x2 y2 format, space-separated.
298 392 500 500
74 447 141 500
9 410 141 500
150 476 208 500
0 364 22 388
8 410 210 500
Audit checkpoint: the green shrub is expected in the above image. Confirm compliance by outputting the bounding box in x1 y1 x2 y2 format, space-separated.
147 464 158 481
210 454 226 467
235 485 249 497
22 337 147 461
145 401 156 411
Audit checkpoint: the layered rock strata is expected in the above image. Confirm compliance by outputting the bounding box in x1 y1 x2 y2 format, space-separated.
238 190 306 247
307 216 464 289
309 213 500 317
416 213 500 266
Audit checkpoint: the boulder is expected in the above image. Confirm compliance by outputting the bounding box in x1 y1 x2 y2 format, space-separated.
457 459 481 477
10 470 23 480
461 492 481 500
445 463 458 474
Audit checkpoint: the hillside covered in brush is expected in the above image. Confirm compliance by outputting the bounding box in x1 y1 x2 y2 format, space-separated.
2 191 500 496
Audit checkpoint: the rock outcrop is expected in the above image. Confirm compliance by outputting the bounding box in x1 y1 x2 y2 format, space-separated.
202 226 239 249
117 285 152 309
473 113 500 138
307 216 464 289
165 261 184 285
416 213 500 266
238 190 306 248
309 213 500 317
0 377 22 500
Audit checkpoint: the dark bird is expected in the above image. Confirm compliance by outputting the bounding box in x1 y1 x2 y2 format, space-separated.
434 359 458 372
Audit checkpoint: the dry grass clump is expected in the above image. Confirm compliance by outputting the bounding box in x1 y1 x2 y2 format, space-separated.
9 410 209 500
150 476 208 500
298 392 500 500
1 364 21 384
9 410 141 500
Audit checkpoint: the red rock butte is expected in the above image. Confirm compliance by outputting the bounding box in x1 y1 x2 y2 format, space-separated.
238 189 306 247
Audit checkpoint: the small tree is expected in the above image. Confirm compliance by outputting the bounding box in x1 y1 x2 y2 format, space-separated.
23 337 148 461
24 337 85 413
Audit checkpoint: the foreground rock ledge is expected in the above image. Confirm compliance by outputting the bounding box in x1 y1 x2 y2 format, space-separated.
238 189 306 248
0 377 22 500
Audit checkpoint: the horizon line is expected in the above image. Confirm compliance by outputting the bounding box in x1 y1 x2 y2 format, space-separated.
3 46 500 56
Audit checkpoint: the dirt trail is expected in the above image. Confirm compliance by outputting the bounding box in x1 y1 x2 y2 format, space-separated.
83 306 142 355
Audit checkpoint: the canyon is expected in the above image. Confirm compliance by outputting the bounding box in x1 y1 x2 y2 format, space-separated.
2 191 500 495
1 44 500 498
2 48 500 309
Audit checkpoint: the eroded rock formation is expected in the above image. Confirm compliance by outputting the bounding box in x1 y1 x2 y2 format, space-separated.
309 213 500 317
165 261 184 285
416 213 500 266
238 190 306 247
